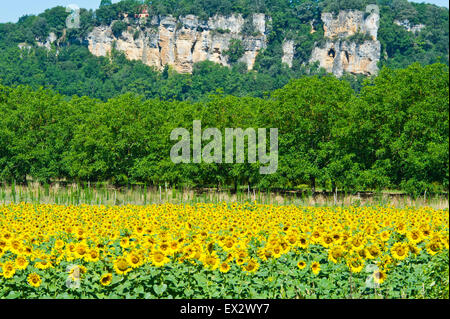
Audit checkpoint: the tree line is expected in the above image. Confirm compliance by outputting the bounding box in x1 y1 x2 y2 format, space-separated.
0 63 448 195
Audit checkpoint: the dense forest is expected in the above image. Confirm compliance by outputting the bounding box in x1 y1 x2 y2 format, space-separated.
0 0 448 101
0 63 448 195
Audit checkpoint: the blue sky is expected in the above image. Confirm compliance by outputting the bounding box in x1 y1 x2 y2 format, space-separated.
0 0 448 23
0 0 102 23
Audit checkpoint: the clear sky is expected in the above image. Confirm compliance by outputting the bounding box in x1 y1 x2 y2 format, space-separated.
0 0 448 23
0 0 103 23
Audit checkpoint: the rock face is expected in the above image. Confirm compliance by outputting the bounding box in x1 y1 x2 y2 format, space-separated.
310 10 381 77
36 32 58 50
281 40 295 68
84 10 382 76
87 14 269 73
322 10 378 40
394 19 425 33
310 40 381 76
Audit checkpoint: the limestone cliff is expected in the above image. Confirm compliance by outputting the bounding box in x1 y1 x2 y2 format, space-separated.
310 10 381 77
281 40 295 68
394 19 425 33
84 10 380 76
87 14 269 73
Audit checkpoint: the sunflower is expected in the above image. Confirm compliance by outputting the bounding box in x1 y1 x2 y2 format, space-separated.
442 235 449 250
120 237 130 249
15 256 29 270
9 240 23 254
280 240 291 254
391 242 409 260
366 244 381 259
2 261 15 278
127 252 144 268
321 235 334 248
168 241 180 254
134 226 144 236
222 238 235 251
54 239 65 250
331 231 343 245
426 240 442 256
297 235 308 249
100 273 113 286
297 260 306 270
234 248 248 260
396 222 407 235
35 259 52 270
68 264 87 281
328 246 345 263
86 248 100 262
203 255 219 271
347 256 364 273
286 234 297 246
151 250 170 267
0 239 8 251
272 245 283 258
243 259 259 273
219 262 230 273
373 270 387 285
311 230 321 243
183 246 196 259
235 257 245 266
379 230 390 242
350 236 365 251
407 230 423 244
311 261 320 275
113 257 132 275
2 231 12 241
378 255 393 270
74 242 88 259
27 273 42 288
408 243 422 255
159 242 170 255
421 225 431 238
356 248 368 259
258 248 272 261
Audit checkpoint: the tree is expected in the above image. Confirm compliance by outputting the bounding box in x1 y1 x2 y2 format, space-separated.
112 21 127 38
269 75 354 192
223 39 245 64
100 0 113 7
348 63 449 194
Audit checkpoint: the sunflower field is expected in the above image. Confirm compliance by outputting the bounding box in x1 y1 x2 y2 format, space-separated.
0 203 448 299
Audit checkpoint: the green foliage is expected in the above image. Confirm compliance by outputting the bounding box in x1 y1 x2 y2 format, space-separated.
0 63 448 195
223 39 245 64
100 0 113 7
347 32 373 44
95 0 142 25
349 63 449 194
321 0 373 14
378 0 449 68
241 15 260 37
112 21 128 38
419 250 449 299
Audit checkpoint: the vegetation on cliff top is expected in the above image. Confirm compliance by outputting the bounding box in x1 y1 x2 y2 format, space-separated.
0 0 448 101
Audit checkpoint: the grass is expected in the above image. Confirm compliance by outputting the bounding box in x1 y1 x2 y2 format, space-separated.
0 181 448 208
